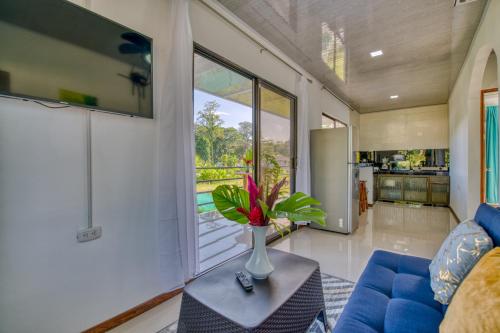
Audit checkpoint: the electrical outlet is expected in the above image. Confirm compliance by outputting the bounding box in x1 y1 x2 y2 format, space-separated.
339 218 344 228
77 226 102 242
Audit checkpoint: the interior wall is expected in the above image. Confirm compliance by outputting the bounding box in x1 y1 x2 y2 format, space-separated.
359 104 449 151
449 0 500 220
0 1 180 332
482 51 498 89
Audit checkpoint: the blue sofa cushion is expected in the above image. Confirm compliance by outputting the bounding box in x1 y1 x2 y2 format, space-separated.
334 250 443 333
384 299 442 333
392 274 441 311
474 203 500 246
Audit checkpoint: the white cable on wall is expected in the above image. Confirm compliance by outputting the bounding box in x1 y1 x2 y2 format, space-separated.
86 110 93 229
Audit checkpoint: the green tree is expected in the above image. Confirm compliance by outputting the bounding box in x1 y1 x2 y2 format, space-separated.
196 101 223 165
195 129 211 163
238 121 253 150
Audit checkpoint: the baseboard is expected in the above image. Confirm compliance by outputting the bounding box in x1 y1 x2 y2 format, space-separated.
448 206 460 224
82 288 183 333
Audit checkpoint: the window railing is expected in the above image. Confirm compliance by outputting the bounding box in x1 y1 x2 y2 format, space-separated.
196 166 247 215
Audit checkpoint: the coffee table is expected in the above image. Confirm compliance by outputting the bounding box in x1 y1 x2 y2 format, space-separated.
177 248 325 332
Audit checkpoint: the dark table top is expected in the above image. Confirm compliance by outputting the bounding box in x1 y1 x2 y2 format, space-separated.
183 248 320 328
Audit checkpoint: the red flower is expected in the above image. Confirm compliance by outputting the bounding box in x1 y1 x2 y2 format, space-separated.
247 175 261 209
237 206 264 226
242 157 253 166
236 207 249 217
248 206 264 226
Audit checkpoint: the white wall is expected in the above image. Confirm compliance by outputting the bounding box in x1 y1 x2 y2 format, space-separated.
448 0 500 220
0 1 359 332
482 51 498 89
359 104 449 151
0 1 179 332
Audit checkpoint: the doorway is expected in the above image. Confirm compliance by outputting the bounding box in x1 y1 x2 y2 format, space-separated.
193 45 297 272
480 51 499 205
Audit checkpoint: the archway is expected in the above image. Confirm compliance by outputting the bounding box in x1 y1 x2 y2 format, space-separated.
480 51 499 204
466 46 498 216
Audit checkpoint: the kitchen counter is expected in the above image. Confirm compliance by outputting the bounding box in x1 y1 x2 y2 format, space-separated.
374 170 449 176
374 173 449 206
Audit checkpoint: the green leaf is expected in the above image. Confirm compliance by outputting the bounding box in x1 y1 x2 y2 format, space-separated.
212 185 250 224
258 199 269 218
272 192 327 225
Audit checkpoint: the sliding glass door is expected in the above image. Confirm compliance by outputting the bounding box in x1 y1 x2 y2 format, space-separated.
193 52 254 272
193 47 297 272
259 83 296 239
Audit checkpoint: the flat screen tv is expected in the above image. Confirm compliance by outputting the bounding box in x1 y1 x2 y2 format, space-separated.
0 0 153 118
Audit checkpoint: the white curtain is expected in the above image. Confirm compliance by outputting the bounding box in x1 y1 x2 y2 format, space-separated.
295 75 311 195
158 0 198 288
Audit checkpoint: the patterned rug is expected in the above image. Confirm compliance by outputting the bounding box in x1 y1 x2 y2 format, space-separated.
158 273 355 333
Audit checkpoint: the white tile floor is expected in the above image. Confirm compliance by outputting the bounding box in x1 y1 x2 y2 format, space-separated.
110 202 457 333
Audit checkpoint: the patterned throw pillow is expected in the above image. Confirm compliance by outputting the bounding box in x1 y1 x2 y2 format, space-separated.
429 219 493 304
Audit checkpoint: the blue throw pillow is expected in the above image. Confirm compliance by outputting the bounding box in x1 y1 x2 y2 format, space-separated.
429 219 493 304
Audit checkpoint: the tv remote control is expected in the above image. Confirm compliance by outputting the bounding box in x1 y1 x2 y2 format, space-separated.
235 271 253 292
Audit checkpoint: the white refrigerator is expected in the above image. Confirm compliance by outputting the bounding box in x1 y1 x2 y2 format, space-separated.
309 126 359 234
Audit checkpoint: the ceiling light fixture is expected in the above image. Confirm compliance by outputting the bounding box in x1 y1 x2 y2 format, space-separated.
370 50 383 57
390 95 399 99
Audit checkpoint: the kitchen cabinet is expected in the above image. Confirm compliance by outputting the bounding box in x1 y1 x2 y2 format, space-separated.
378 175 404 201
429 176 450 206
376 174 449 205
403 176 428 203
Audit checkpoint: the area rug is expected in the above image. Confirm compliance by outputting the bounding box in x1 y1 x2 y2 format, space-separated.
158 273 355 333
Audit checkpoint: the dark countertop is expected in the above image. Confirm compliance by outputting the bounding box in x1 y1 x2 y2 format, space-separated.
374 170 449 176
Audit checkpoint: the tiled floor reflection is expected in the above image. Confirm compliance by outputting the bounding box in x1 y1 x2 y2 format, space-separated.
272 202 456 281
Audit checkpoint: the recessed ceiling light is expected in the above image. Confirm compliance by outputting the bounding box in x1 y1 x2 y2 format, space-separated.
370 50 383 57
390 95 399 99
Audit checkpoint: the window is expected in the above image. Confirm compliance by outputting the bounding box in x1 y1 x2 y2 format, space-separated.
321 113 346 129
193 46 297 272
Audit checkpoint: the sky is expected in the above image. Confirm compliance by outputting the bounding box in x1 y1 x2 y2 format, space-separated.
193 89 251 129
193 89 290 141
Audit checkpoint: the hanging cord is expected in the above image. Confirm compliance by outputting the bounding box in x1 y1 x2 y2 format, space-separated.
86 110 93 228
32 100 70 109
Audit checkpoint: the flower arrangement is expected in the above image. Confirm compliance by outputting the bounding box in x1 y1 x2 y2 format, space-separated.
212 153 326 278
212 174 326 234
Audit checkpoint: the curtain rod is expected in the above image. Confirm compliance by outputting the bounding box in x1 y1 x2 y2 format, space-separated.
321 85 355 112
199 0 357 112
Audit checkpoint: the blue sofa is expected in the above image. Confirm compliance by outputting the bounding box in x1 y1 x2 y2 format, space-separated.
333 204 500 333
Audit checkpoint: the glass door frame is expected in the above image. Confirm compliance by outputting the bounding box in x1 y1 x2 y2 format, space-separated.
257 80 298 242
193 43 298 246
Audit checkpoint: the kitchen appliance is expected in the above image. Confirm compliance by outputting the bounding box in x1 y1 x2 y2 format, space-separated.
309 126 359 234
359 166 374 205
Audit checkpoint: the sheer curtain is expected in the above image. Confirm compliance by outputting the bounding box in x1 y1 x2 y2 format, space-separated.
158 0 198 288
295 75 311 196
485 105 498 204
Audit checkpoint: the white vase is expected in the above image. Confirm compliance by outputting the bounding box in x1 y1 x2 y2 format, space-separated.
245 225 274 279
